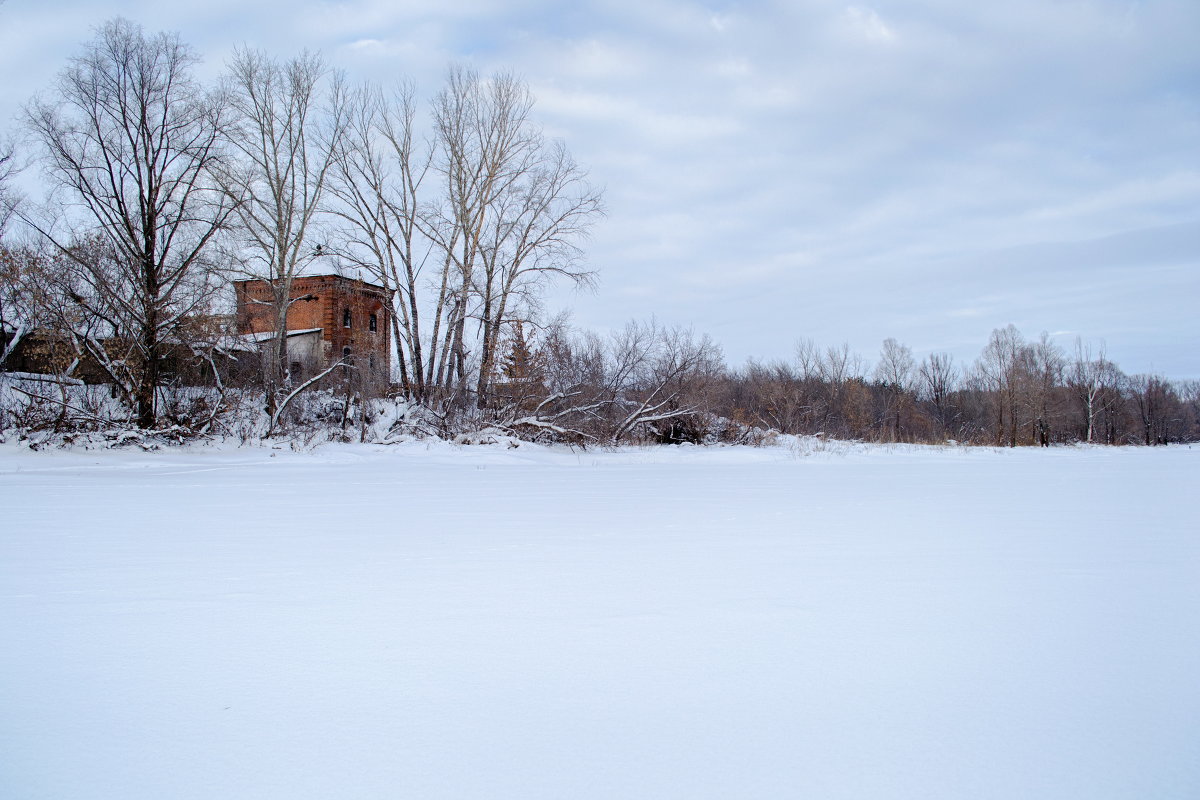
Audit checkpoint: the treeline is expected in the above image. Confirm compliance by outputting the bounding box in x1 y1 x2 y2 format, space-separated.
719 328 1198 447
425 320 1198 447
1 19 1195 448
4 302 1197 447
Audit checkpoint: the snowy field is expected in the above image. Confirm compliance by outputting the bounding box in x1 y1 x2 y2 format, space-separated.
1 440 1198 799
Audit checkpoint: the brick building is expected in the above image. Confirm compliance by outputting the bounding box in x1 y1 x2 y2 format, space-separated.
234 275 392 383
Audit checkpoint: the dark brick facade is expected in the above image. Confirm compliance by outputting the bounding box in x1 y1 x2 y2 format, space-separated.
234 275 392 381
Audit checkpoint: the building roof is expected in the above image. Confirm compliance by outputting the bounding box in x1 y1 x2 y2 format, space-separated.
234 328 324 344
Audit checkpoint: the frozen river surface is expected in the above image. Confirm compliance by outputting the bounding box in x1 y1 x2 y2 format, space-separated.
1 441 1197 799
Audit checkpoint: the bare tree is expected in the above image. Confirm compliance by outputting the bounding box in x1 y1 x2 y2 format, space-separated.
23 18 233 427
794 337 821 381
0 4 14 235
0 137 17 237
327 68 603 412
918 352 957 433
819 342 863 387
1025 332 1065 446
2 9 36 367
1094 361 1130 444
789 338 825 432
428 67 602 406
223 47 348 418
818 342 865 437
1130 373 1180 446
873 337 915 440
471 138 602 406
425 67 531 397
1178 380 1200 443
1068 337 1110 443
328 80 435 400
976 324 1025 446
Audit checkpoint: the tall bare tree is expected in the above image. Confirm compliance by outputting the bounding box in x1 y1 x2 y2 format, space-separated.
1024 332 1065 446
328 81 435 400
976 324 1025 446
428 67 602 406
471 138 602 406
428 68 528 396
917 351 958 434
1068 337 1111 443
0 122 24 364
0 137 17 237
873 337 915 440
817 342 865 437
23 18 232 427
1130 373 1180 446
223 47 348 417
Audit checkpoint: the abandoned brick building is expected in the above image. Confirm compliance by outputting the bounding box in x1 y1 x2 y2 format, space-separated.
234 275 393 384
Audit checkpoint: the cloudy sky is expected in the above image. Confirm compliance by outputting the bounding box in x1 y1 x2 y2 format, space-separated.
1 0 1197 376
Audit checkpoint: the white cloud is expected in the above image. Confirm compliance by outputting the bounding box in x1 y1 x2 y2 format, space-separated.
843 6 896 43
348 38 387 52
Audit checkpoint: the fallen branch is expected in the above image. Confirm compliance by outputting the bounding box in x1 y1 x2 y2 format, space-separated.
503 416 596 441
266 360 348 438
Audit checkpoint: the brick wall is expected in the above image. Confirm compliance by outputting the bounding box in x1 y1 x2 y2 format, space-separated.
234 275 393 380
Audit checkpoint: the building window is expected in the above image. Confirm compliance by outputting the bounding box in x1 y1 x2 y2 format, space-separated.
343 308 352 328
289 361 302 380
369 313 377 332
342 346 352 376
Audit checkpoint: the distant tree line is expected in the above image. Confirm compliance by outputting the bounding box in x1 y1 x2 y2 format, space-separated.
1 19 1195 447
439 320 1198 447
719 327 1197 447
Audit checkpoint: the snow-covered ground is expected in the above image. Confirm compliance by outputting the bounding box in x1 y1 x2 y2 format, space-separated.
1 440 1197 799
